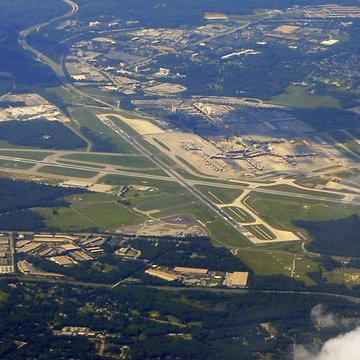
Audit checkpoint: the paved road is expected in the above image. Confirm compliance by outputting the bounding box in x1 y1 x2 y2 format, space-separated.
17 0 360 246
1 275 360 304
2 152 359 206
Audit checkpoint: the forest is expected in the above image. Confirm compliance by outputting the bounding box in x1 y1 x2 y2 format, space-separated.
0 280 360 359
297 215 360 258
0 120 87 149
0 178 86 231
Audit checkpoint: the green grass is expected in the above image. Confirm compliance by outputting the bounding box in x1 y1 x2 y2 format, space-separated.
100 174 183 194
38 166 98 179
35 193 146 231
130 193 190 212
223 206 255 223
153 138 171 151
56 160 106 169
107 115 140 137
259 184 343 199
61 153 155 168
0 159 34 170
137 138 161 154
0 140 42 150
322 269 360 288
126 184 251 247
294 177 329 189
195 185 243 204
343 140 360 155
44 86 85 106
244 224 276 241
326 168 360 179
246 192 360 232
71 108 137 154
238 249 319 285
116 167 169 177
272 85 341 109
0 150 52 160
0 291 8 306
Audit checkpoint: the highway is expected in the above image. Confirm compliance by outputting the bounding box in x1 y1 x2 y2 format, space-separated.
17 0 261 242
17 0 360 245
1 275 360 304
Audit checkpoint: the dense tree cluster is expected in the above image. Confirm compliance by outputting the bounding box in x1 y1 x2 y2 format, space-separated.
297 215 360 257
0 178 86 230
0 120 87 149
0 281 359 359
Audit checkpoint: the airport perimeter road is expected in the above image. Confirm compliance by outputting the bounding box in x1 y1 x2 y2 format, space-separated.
17 0 255 240
17 0 360 243
1 152 358 207
0 154 171 181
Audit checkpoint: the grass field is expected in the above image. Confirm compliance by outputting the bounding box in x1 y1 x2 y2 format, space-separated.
61 153 155 168
154 138 171 151
35 193 146 231
38 166 98 179
246 192 360 231
107 115 141 137
272 85 341 109
56 160 106 169
0 140 41 150
0 150 52 160
244 224 276 240
259 184 343 199
0 291 8 306
294 177 329 189
71 108 137 154
137 138 161 154
100 174 183 194
238 249 319 285
223 206 255 223
195 185 244 203
0 159 34 170
322 269 360 288
129 193 190 213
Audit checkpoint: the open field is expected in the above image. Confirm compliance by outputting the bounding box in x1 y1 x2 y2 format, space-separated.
71 108 137 154
195 185 244 204
56 160 105 170
246 192 360 232
0 149 53 160
101 174 251 247
100 174 183 194
272 85 341 109
38 165 98 179
323 269 360 288
61 152 155 168
238 249 319 285
259 184 344 199
244 224 276 241
129 193 190 213
223 206 255 223
0 159 34 170
35 193 146 231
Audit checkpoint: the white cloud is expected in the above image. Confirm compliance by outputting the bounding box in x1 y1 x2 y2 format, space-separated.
293 326 360 360
311 304 354 329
